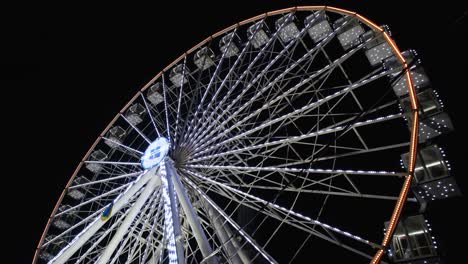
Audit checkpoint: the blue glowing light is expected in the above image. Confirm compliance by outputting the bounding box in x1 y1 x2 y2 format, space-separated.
141 137 170 169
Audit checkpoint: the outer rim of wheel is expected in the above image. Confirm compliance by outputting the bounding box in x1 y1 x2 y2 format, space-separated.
33 6 420 264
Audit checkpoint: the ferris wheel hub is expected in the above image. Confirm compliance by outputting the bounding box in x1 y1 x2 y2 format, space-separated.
173 146 194 168
140 137 170 170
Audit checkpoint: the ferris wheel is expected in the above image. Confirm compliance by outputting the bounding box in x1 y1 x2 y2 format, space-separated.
34 6 458 264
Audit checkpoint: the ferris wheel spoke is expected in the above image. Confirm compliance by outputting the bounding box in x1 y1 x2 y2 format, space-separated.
305 98 399 133
84 160 141 167
208 111 401 165
314 142 410 162
182 36 255 146
172 56 188 148
185 168 347 202
140 92 161 138
204 159 252 186
194 65 394 154
186 111 258 163
185 17 283 140
48 168 158 264
189 114 402 163
127 211 164 263
120 113 152 144
161 73 172 143
188 12 346 141
42 209 101 249
154 88 182 135
187 164 404 177
253 142 364 165
181 29 240 144
222 184 416 202
250 68 388 144
68 171 142 190
321 45 366 114
100 136 144 155
141 219 165 264
185 177 279 264
192 174 382 260
191 16 370 149
185 166 412 205
144 106 173 138
205 179 378 248
55 182 133 218
256 141 408 170
191 44 324 147
177 62 218 150
188 13 318 142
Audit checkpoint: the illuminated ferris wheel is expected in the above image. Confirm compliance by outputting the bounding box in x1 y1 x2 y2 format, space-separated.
34 6 458 264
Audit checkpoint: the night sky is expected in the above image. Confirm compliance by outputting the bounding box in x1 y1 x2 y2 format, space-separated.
6 1 467 263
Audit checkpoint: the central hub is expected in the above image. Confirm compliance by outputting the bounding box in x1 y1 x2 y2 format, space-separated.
141 137 170 170
173 145 193 168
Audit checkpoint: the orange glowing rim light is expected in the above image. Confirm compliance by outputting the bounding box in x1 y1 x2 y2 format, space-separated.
33 6 420 264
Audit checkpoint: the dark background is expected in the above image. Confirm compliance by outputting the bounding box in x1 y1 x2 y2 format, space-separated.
4 1 466 263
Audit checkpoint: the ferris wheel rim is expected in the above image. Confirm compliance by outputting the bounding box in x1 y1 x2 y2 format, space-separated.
33 6 420 264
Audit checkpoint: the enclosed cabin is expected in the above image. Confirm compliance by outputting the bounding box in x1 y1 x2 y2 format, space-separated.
304 11 333 43
386 215 441 263
275 14 300 43
52 204 76 230
402 145 461 202
146 83 164 106
104 126 127 149
386 48 458 202
125 103 146 126
219 32 240 58
386 50 454 142
194 47 215 70
399 87 453 142
85 150 107 173
333 16 364 50
386 49 451 136
39 235 68 261
248 21 270 49
385 50 427 96
67 175 89 200
169 64 189 87
361 25 394 67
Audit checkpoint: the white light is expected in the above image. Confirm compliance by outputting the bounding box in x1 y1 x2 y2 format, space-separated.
141 137 170 170
307 20 332 43
169 65 188 86
249 23 269 49
337 25 364 50
277 22 300 43
160 163 179 263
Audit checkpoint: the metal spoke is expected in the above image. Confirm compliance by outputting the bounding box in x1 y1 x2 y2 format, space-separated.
140 92 161 138
190 114 402 163
49 167 158 264
120 113 152 144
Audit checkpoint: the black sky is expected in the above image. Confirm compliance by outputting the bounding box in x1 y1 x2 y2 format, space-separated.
5 1 467 263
